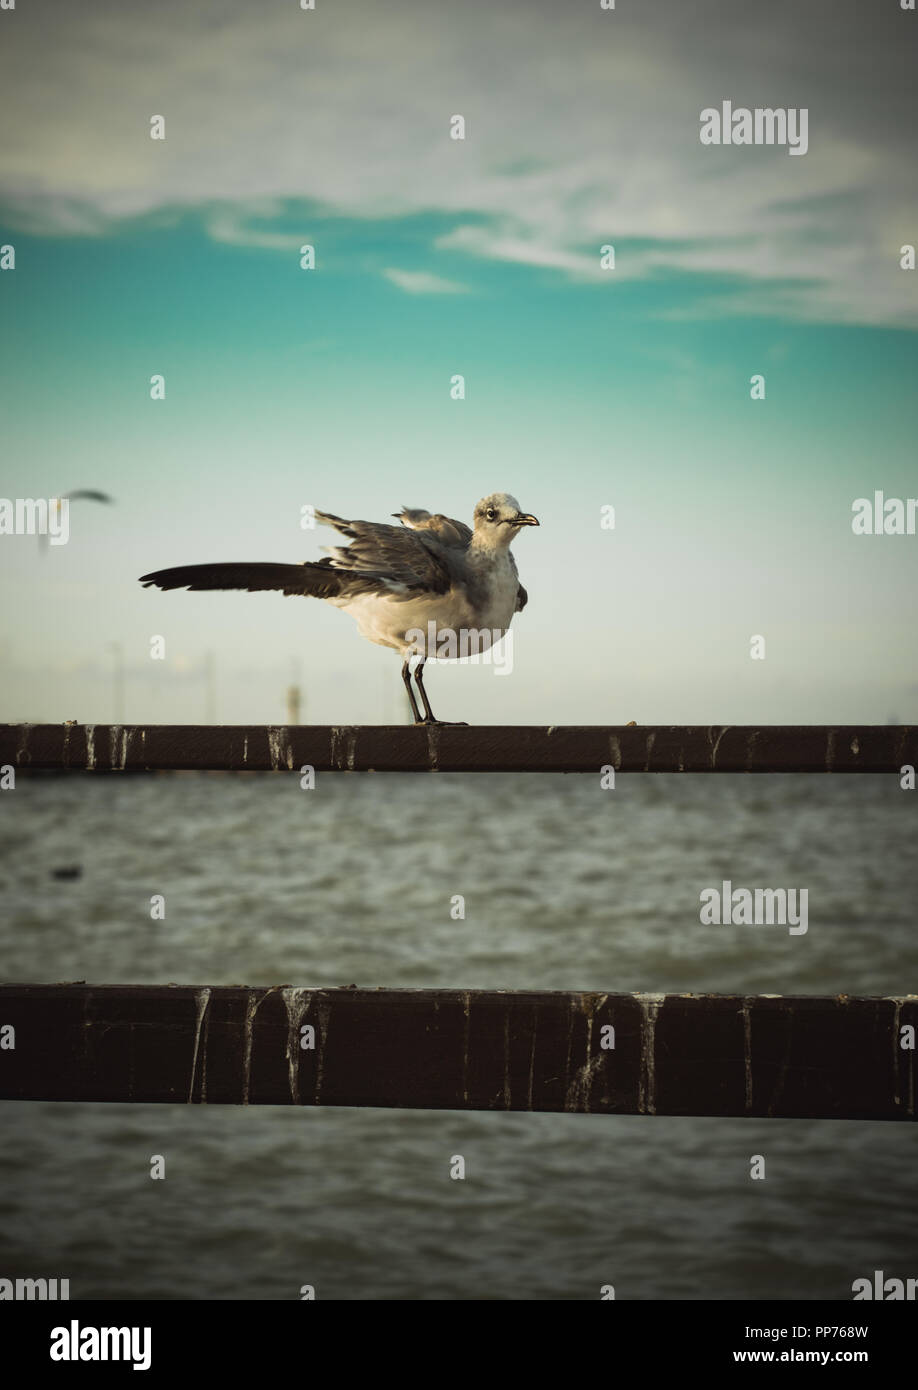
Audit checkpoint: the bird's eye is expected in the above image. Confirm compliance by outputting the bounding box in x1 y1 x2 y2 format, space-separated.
486 508 497 521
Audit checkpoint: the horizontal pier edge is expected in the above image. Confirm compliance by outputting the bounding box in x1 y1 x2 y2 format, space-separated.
5 983 918 1002
1 723 914 772
1 985 914 1120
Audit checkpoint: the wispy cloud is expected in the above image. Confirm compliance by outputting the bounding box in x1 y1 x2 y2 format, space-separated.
382 267 468 294
435 225 603 278
207 207 303 252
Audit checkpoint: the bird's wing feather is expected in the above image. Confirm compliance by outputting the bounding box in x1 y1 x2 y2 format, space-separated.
139 561 347 599
315 510 455 594
391 507 473 548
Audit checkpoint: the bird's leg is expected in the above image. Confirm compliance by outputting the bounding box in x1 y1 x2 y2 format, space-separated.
413 659 468 726
412 659 438 722
401 658 423 723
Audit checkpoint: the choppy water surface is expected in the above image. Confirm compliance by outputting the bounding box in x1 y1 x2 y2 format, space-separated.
1 772 916 1299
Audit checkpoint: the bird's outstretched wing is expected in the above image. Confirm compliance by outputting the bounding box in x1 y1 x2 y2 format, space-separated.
140 508 458 600
140 507 492 603
315 509 455 595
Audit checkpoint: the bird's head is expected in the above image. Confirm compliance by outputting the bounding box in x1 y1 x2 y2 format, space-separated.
472 493 539 548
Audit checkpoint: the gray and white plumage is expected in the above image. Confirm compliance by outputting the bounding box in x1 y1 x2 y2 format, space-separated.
139 491 539 723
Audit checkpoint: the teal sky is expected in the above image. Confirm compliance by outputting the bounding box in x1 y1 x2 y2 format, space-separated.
1 0 916 726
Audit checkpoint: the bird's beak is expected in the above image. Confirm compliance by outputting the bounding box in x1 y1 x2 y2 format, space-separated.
513 512 540 527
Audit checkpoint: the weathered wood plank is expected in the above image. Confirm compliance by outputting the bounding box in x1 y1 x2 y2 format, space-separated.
0 986 914 1119
1 724 914 772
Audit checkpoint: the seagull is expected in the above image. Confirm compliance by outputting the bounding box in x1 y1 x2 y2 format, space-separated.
39 490 114 551
139 491 539 724
58 489 114 505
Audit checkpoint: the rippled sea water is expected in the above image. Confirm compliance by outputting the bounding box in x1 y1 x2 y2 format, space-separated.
1 772 916 1299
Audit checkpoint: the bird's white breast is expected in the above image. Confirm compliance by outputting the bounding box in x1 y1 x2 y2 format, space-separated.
330 554 520 656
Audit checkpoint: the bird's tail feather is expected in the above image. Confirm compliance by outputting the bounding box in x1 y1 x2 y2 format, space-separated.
138 561 343 599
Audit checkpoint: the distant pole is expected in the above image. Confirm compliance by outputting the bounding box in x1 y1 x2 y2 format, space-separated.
204 650 217 723
108 641 124 723
286 684 302 725
287 657 303 725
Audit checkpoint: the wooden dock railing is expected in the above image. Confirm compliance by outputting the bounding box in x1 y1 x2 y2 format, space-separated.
1 723 915 772
1 985 915 1120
